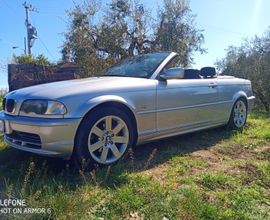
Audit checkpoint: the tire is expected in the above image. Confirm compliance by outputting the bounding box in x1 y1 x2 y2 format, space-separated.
228 98 247 129
73 107 134 167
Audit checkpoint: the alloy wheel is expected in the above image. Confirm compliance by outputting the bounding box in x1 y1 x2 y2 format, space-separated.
88 115 129 164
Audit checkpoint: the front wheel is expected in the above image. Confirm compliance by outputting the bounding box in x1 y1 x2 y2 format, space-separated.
74 107 134 167
228 98 247 129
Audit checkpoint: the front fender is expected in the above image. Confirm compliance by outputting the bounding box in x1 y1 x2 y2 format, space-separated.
68 95 136 118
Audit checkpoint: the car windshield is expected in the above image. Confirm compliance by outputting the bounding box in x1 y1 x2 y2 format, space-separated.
99 52 171 78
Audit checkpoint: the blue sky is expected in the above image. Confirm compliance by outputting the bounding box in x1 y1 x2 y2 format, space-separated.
0 0 269 90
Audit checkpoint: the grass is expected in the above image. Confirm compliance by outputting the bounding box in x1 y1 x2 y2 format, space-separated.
0 94 270 219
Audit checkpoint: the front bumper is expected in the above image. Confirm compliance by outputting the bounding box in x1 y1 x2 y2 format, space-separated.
0 110 82 157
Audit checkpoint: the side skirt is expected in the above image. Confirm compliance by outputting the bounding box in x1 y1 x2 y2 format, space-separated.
136 121 225 146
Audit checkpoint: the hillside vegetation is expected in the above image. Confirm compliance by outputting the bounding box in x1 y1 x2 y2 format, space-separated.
215 27 270 111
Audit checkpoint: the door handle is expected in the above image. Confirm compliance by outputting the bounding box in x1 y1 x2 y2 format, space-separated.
208 83 218 88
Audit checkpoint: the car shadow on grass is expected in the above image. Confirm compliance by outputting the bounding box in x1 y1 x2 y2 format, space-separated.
131 126 234 168
0 126 236 194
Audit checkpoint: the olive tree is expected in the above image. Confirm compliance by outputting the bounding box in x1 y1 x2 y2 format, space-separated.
61 0 206 76
215 27 270 111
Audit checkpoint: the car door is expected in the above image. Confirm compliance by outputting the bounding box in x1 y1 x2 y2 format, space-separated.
156 78 219 132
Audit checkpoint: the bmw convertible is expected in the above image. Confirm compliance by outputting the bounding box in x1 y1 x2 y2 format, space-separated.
0 52 255 166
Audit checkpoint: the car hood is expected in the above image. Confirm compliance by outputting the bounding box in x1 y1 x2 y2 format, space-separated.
6 76 156 101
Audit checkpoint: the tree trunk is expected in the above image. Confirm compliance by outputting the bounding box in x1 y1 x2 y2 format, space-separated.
254 91 270 111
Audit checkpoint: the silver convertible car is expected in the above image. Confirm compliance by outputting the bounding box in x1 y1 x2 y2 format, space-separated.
0 52 255 166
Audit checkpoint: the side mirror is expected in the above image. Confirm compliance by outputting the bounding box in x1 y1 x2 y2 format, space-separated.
160 68 185 80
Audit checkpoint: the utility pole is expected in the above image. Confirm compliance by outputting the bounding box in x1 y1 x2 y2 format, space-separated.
23 3 31 55
22 2 38 56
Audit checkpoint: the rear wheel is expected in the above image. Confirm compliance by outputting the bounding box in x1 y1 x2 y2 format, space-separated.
74 107 134 167
228 98 247 129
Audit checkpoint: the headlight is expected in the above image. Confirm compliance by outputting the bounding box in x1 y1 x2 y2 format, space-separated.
20 100 67 115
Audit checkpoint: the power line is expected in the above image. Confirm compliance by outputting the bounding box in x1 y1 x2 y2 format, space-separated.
38 35 56 61
1 0 25 20
38 11 66 15
33 5 66 14
204 29 248 39
56 15 68 24
34 5 65 10
196 23 254 38
1 1 56 61
37 9 65 12
0 38 15 46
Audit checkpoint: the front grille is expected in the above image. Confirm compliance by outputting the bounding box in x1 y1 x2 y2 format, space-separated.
2 98 6 111
5 131 41 149
6 99 16 113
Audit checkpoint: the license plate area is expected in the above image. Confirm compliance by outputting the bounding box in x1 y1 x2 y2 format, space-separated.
0 120 4 133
